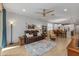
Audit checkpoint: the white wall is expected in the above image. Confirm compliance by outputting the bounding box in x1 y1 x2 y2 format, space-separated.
6 11 47 44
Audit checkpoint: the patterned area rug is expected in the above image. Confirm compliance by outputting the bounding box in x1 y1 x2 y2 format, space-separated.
25 39 56 56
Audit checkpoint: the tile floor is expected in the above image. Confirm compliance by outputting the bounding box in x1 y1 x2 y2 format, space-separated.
1 37 71 56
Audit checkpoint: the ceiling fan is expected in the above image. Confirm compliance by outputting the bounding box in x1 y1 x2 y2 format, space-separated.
36 9 55 17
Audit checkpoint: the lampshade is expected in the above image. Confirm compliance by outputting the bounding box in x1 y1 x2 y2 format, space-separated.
10 21 14 24
9 20 15 25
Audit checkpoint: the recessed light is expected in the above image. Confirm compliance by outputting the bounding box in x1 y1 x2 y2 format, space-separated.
22 9 26 12
64 9 67 12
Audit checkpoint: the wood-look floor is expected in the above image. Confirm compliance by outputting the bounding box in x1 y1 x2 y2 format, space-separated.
1 37 71 56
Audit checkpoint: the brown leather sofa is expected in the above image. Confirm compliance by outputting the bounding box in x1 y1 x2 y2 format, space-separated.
25 35 44 44
24 30 46 44
19 34 46 46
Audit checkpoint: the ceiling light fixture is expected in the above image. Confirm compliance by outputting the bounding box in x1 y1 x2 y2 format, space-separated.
22 9 26 12
64 9 67 12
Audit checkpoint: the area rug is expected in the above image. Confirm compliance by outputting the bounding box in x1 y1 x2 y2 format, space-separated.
25 39 56 56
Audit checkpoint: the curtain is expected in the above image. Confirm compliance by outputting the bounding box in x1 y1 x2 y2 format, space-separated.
2 9 7 48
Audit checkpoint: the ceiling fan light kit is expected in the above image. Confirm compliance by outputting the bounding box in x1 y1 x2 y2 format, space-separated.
36 9 55 17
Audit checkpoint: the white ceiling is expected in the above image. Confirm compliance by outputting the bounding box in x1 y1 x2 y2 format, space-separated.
3 3 79 24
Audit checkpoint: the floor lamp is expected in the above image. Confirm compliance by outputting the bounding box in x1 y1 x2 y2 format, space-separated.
9 21 14 45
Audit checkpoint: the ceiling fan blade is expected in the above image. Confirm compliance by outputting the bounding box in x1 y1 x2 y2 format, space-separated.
36 12 46 16
36 12 43 14
51 14 54 15
46 10 54 14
